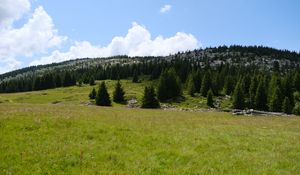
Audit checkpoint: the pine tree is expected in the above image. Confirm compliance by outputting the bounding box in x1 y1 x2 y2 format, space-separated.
269 87 282 112
200 72 211 97
255 78 268 111
89 76 95 86
78 79 83 87
282 74 295 108
282 97 292 114
293 103 300 115
89 88 96 99
268 73 281 101
224 76 234 95
187 73 196 96
157 68 182 101
194 69 202 93
249 76 258 108
293 72 300 92
63 71 76 87
132 70 139 83
96 82 111 106
232 81 245 109
113 80 125 103
207 89 214 108
141 86 160 108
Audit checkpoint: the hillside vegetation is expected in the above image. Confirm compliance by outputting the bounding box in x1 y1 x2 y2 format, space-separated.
1 46 300 115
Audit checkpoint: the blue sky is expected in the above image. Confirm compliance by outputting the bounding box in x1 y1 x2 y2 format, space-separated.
31 0 300 49
0 0 299 73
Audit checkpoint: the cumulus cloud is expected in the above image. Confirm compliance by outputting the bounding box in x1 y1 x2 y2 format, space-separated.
30 22 200 66
0 1 66 73
0 0 31 27
160 4 172 13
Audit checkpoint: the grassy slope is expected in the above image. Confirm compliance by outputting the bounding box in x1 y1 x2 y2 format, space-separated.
0 80 300 174
0 79 209 109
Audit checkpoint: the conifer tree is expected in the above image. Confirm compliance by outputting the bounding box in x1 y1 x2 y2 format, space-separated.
96 82 111 106
55 74 62 87
282 74 295 108
113 80 125 103
268 73 281 101
269 87 282 112
232 81 245 109
63 71 76 87
207 89 214 108
282 97 292 114
224 76 234 95
89 88 96 99
293 72 300 92
249 76 258 108
132 70 139 83
200 72 211 97
187 73 196 96
194 69 202 92
157 68 182 101
293 103 300 115
141 86 160 108
89 76 95 86
255 78 268 111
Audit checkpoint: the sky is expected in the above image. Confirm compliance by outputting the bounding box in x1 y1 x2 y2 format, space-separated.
0 0 299 73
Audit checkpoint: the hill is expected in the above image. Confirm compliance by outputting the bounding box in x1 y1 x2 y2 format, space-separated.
0 45 300 115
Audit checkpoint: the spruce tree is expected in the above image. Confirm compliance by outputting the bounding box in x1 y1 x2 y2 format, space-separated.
282 74 295 108
55 74 62 87
113 80 125 103
187 73 196 96
293 103 300 115
249 76 258 108
282 97 292 114
157 68 182 101
207 89 214 108
224 76 234 95
96 82 111 106
132 70 139 83
232 82 245 109
255 79 268 111
269 87 282 112
200 72 211 97
141 86 160 108
89 76 95 86
268 73 281 101
293 72 300 92
89 88 96 99
194 69 202 93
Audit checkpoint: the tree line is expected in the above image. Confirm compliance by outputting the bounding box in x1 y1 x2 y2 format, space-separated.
87 64 300 115
1 46 300 114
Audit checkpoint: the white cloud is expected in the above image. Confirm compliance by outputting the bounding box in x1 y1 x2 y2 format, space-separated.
0 2 66 73
30 22 200 66
0 0 31 27
160 4 172 13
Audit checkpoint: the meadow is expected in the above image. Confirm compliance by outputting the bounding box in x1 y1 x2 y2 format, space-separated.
0 80 300 174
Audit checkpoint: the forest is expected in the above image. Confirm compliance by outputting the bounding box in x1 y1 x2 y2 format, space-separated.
1 45 300 115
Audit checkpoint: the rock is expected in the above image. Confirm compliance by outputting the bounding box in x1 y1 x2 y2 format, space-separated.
127 98 139 108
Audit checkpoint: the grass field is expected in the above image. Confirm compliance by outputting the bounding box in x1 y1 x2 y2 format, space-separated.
1 81 300 174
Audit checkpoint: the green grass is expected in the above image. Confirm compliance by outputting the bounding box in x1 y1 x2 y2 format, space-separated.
1 81 300 174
